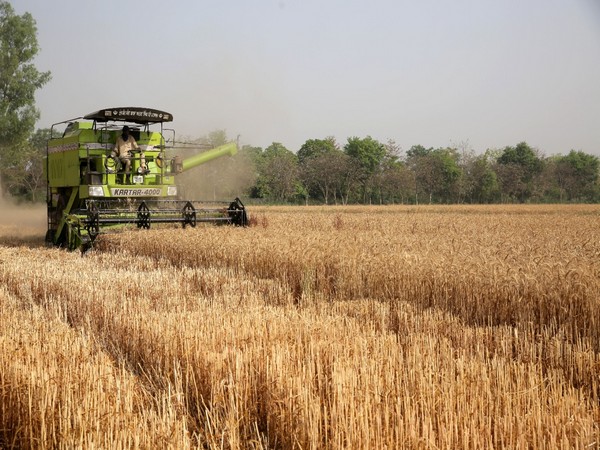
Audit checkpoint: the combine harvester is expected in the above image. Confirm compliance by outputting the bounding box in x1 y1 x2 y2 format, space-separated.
45 107 248 251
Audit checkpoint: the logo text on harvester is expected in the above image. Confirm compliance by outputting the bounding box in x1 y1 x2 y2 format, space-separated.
110 188 162 197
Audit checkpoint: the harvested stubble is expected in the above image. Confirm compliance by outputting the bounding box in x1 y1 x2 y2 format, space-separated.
0 204 599 449
0 285 189 449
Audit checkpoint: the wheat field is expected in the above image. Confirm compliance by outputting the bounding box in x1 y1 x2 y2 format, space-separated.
0 204 599 449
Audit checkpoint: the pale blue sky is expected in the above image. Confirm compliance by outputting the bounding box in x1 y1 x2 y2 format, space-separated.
13 0 600 155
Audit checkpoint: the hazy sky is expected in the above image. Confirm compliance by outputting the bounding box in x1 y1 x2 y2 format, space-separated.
13 0 600 155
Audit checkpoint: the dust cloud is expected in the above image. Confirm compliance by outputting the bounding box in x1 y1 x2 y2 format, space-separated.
0 193 46 247
175 148 256 203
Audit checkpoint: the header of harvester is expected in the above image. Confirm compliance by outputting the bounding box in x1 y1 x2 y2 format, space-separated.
82 107 173 124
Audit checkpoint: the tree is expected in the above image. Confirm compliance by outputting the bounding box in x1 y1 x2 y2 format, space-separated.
405 145 430 204
0 1 50 146
543 150 599 202
300 148 349 204
0 1 50 200
371 160 415 204
452 140 475 204
250 142 299 202
496 142 543 202
365 139 407 204
297 137 337 165
497 142 542 175
428 148 462 203
298 137 346 204
406 146 461 204
344 136 387 175
467 152 500 203
406 144 431 159
344 136 387 203
2 127 48 201
337 155 363 205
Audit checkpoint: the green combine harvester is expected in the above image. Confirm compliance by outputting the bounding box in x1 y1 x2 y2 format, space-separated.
45 107 248 251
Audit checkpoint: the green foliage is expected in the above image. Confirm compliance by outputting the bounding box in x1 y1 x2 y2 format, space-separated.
562 150 598 183
0 1 50 146
0 1 50 201
344 136 387 175
2 127 48 201
371 161 415 204
497 142 542 178
496 142 544 202
298 141 353 204
544 150 600 202
468 153 501 203
340 136 389 203
248 142 299 202
292 137 598 205
294 181 309 205
297 137 337 164
239 137 599 205
407 146 462 203
406 144 432 159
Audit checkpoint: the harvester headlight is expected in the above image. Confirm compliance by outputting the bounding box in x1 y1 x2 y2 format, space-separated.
104 155 120 173
167 186 178 196
137 165 150 175
88 186 104 197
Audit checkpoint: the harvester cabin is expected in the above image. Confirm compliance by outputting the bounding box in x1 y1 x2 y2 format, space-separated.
47 108 172 189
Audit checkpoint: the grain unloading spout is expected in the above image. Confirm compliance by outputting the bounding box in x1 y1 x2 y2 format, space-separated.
173 142 238 174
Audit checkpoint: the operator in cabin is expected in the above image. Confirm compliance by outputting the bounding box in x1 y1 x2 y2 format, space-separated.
111 125 145 184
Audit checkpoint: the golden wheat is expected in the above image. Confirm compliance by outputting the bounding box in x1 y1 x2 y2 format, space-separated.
0 204 598 448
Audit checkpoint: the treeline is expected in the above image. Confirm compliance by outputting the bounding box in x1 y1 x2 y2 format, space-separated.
236 137 599 205
3 131 599 205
